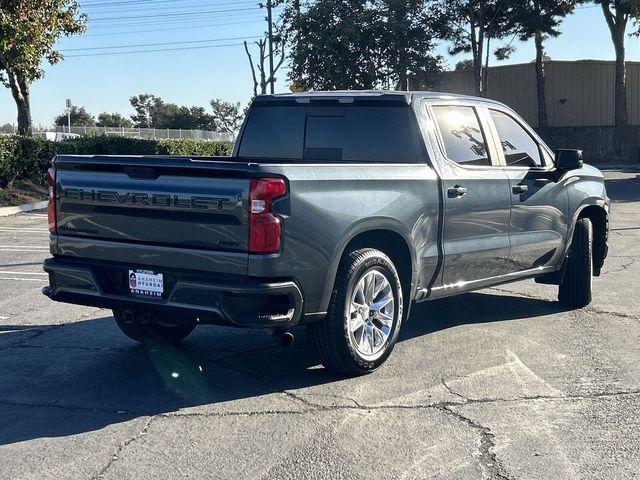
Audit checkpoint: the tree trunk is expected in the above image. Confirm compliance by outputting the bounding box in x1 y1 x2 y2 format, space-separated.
470 24 483 97
8 72 32 136
600 2 628 160
612 27 628 129
534 31 548 128
482 36 491 97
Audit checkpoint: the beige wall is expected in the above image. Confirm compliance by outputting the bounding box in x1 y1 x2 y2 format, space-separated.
438 60 640 127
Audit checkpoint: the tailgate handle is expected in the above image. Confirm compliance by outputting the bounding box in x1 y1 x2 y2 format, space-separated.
124 166 158 180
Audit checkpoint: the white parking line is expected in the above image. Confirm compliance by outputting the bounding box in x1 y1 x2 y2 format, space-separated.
0 271 47 276
0 249 48 253
0 245 48 248
0 277 46 282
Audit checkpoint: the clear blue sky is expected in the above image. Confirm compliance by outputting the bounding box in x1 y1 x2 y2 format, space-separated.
1 1 638 127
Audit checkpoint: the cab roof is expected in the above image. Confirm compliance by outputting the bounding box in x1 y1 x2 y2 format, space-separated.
253 90 505 107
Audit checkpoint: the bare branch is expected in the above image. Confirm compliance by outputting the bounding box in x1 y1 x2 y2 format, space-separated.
243 41 259 97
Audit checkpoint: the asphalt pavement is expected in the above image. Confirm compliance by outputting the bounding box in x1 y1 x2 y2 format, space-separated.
0 171 638 480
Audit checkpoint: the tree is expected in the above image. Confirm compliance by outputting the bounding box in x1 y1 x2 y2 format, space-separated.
380 0 443 90
281 0 442 91
171 106 215 130
595 0 640 141
510 1 584 128
210 99 243 134
431 0 515 96
130 94 163 128
244 37 286 96
0 0 87 135
97 112 133 128
130 94 215 130
455 59 474 71
54 105 95 127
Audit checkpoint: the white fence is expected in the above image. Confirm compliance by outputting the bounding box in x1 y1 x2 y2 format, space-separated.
34 126 235 142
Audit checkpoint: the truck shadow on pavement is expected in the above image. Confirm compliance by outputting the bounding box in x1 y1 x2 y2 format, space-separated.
604 174 640 203
0 291 568 446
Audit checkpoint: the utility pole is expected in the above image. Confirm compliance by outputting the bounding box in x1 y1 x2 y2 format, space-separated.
267 0 275 94
66 99 72 134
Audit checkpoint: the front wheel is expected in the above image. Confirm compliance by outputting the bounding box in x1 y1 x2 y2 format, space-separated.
113 309 197 345
308 248 403 376
558 217 593 308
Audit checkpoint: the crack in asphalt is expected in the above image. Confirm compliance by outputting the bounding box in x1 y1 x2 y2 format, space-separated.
285 392 366 409
0 399 140 416
2 389 639 419
600 256 636 275
0 325 61 352
433 404 512 480
90 415 157 480
441 378 468 401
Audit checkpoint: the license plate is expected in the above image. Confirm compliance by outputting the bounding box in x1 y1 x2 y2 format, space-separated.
128 270 164 298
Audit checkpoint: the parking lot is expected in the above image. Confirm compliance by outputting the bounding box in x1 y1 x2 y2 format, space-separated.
0 170 638 480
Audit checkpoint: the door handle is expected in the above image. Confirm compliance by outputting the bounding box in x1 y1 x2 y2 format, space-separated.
447 185 467 198
512 184 528 194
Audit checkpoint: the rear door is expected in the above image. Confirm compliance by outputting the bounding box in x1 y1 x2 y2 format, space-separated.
484 108 569 272
429 104 512 286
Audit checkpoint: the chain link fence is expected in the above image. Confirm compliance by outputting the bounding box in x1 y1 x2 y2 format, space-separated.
30 126 235 142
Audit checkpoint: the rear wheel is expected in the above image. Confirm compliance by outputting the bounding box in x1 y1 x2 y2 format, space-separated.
113 309 197 345
308 248 403 376
558 217 593 308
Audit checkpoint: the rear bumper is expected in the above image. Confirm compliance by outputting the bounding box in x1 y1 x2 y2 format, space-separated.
42 257 303 328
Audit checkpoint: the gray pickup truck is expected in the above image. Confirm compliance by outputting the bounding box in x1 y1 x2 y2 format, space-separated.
43 91 610 375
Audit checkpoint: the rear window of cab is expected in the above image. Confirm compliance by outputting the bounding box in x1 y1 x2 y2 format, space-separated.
238 105 423 163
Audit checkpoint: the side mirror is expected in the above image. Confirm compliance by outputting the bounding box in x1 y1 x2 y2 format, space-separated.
555 149 583 170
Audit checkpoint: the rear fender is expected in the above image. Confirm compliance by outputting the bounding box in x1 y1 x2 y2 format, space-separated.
317 218 418 315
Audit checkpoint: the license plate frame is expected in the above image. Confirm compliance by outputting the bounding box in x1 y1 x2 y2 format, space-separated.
128 269 164 298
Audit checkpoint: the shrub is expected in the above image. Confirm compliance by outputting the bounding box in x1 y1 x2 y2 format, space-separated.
156 138 233 157
0 135 234 188
0 136 19 188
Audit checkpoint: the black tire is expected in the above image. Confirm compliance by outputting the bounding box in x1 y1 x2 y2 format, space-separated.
558 217 593 308
113 309 197 345
307 248 404 376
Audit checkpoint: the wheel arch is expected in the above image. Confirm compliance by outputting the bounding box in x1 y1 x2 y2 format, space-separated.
319 222 417 319
576 204 609 275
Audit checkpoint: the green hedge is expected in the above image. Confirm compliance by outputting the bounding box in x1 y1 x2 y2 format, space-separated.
0 135 234 188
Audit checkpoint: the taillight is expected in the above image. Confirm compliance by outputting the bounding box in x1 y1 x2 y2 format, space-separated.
248 178 286 253
46 166 56 234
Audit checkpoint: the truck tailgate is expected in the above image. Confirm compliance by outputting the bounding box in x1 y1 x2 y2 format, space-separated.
54 155 251 262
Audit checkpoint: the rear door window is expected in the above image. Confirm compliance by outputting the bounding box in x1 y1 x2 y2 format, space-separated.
432 106 491 166
489 110 543 167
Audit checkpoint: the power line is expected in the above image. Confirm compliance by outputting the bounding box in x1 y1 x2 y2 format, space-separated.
83 0 259 13
89 15 264 32
80 0 250 7
84 19 264 37
87 12 265 29
60 35 262 52
64 42 248 58
89 7 258 22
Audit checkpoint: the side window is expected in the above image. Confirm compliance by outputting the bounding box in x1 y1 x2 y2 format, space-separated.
432 105 491 166
490 110 542 167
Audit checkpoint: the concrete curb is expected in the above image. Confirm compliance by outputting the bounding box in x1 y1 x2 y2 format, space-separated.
0 200 48 217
